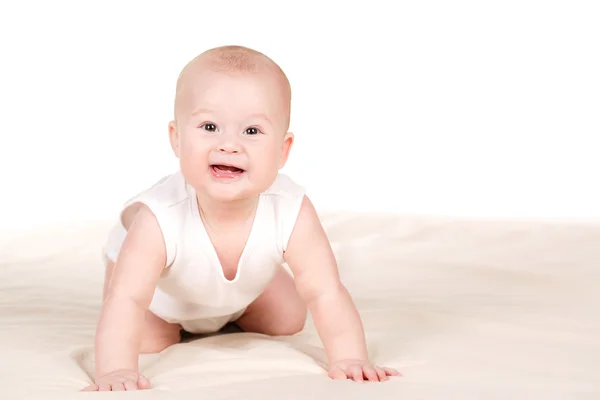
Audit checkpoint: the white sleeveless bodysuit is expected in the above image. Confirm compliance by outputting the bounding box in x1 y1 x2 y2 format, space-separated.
102 170 306 333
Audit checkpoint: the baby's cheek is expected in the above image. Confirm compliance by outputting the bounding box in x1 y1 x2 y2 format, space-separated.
181 139 209 160
179 146 209 178
257 152 280 172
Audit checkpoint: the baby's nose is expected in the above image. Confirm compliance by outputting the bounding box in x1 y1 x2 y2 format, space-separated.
217 138 241 154
219 146 239 154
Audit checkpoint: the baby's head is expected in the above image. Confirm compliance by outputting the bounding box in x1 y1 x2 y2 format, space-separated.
168 45 294 202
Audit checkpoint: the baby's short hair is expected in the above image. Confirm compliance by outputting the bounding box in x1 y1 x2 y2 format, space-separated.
205 45 263 73
174 45 291 128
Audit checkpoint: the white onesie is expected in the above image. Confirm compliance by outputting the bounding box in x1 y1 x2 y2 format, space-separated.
102 170 306 333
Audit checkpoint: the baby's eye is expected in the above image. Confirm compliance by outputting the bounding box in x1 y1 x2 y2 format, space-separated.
201 123 217 132
244 127 260 135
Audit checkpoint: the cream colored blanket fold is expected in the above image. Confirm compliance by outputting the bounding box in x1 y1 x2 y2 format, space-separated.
0 212 598 399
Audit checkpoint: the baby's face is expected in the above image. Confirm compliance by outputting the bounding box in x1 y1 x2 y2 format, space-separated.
169 68 293 202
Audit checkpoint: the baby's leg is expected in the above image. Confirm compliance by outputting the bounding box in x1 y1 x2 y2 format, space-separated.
235 266 307 335
103 259 181 353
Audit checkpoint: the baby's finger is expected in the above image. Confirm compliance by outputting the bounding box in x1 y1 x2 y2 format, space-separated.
374 366 389 381
111 382 125 391
328 366 347 380
137 375 152 389
349 365 364 383
81 384 98 391
383 367 402 376
123 379 138 391
363 366 379 382
97 383 111 391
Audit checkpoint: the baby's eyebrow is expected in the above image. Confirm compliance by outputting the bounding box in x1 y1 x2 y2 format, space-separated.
247 113 272 125
191 108 213 117
191 108 273 125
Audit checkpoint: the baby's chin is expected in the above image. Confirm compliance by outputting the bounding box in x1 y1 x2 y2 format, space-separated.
201 179 262 203
186 168 279 203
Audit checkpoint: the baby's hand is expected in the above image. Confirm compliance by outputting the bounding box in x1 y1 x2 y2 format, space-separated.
81 369 152 391
328 359 402 382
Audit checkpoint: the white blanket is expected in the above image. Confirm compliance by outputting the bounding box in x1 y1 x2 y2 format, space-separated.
1 212 598 399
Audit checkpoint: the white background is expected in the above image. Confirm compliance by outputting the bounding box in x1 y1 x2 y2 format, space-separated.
1 1 598 234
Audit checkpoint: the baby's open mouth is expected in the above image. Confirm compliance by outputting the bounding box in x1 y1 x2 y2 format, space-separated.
211 164 245 173
210 164 245 179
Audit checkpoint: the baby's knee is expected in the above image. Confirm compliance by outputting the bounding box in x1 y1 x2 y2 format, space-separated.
282 320 305 335
270 310 307 336
139 334 180 354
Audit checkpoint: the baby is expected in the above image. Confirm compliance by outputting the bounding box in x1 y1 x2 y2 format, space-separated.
83 45 400 392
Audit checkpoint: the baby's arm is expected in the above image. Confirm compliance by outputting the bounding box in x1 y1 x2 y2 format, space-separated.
284 196 401 382
91 206 167 388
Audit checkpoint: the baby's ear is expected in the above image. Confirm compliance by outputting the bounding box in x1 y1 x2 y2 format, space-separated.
279 131 294 168
168 121 180 158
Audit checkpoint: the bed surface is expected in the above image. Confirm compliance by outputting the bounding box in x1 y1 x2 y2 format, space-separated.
1 212 598 399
